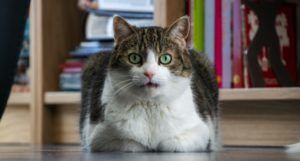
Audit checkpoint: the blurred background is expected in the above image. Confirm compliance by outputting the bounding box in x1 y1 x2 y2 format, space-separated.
0 0 299 148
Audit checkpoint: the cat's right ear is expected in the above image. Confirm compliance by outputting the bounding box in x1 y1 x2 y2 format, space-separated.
113 16 135 44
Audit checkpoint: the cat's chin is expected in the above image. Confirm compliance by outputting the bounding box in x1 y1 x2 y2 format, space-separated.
128 84 162 99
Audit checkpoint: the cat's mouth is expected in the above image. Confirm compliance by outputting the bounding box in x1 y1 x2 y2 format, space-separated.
142 82 160 88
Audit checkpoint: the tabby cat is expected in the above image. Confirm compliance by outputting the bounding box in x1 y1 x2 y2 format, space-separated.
80 16 219 152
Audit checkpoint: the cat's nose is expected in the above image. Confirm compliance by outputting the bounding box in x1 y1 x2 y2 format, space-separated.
144 71 154 80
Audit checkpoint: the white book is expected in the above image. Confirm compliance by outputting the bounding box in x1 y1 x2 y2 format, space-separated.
85 14 154 39
97 0 154 12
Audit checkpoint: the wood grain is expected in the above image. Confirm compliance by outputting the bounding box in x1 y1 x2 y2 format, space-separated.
51 105 80 144
45 92 80 105
221 101 300 146
7 93 30 106
0 106 30 143
30 0 45 144
45 101 300 146
220 88 300 101
0 146 293 161
44 88 300 105
30 0 85 144
154 0 185 27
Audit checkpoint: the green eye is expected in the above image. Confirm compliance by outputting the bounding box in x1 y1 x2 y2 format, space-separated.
128 53 142 64
159 53 172 65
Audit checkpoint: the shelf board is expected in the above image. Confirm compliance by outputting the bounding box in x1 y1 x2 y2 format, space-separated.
45 92 81 105
45 88 300 105
7 93 30 106
220 87 300 101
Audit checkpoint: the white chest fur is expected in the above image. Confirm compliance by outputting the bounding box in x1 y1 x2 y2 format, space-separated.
88 83 211 151
82 75 213 152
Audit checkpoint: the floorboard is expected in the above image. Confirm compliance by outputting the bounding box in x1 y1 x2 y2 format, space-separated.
0 145 299 161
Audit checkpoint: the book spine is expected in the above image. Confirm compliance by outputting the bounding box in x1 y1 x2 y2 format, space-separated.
232 0 244 88
193 0 205 52
243 3 297 87
297 3 300 85
215 0 223 87
204 0 215 63
279 4 298 86
222 0 232 88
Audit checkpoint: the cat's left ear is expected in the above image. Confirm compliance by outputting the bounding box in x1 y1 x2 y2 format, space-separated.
166 16 190 41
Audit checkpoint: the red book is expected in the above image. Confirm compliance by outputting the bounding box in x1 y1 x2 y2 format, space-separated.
243 3 297 87
214 0 223 87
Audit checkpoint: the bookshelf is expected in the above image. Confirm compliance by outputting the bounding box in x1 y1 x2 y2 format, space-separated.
45 88 300 104
0 0 299 147
7 93 31 106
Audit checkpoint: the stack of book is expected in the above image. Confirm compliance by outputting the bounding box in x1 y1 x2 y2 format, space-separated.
86 0 154 39
59 40 114 91
12 19 30 93
59 0 154 91
189 0 299 88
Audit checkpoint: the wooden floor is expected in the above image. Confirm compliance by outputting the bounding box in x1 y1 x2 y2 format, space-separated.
0 145 299 161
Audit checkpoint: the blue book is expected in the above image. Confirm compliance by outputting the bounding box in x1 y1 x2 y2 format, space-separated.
221 0 232 88
204 0 215 64
87 9 153 19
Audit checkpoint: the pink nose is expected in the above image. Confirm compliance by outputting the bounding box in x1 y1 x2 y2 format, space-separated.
144 71 154 80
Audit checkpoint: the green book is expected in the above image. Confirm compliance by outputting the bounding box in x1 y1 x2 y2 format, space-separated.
193 0 204 52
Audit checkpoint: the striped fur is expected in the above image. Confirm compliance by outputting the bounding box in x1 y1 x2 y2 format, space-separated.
80 16 219 152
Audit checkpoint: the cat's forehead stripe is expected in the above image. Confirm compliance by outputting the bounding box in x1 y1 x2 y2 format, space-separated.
138 27 163 52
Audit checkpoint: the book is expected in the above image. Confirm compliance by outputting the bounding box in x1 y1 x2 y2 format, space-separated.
59 72 81 91
214 0 223 87
85 14 154 39
221 0 232 88
14 59 29 85
89 9 153 19
97 0 154 13
243 3 298 87
296 1 300 85
193 0 204 52
204 0 215 63
20 19 30 58
14 18 30 89
70 40 113 57
232 0 244 88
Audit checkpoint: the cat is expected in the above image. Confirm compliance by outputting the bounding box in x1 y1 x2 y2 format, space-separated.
286 143 300 153
79 15 219 152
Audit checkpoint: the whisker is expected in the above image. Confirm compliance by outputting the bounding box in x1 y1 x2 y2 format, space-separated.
111 82 134 97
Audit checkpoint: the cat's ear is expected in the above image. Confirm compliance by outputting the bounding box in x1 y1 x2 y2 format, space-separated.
166 16 190 41
113 16 136 44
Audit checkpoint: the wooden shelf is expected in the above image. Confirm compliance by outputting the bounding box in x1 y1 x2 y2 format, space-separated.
7 93 30 106
45 92 80 105
220 87 300 101
45 88 300 104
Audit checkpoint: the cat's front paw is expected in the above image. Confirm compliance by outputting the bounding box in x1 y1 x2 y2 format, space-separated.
90 139 148 152
157 136 189 152
120 140 148 152
157 128 210 152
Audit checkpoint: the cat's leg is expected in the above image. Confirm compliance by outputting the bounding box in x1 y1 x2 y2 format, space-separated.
88 124 148 152
157 124 211 152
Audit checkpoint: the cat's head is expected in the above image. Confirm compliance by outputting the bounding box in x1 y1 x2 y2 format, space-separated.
108 16 192 103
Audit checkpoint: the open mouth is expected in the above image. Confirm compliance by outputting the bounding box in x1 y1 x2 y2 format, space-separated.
143 82 159 88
